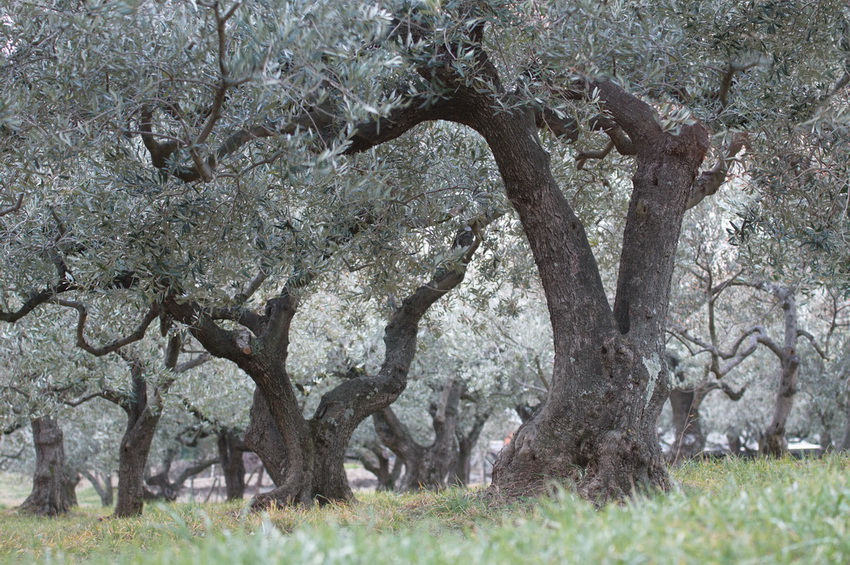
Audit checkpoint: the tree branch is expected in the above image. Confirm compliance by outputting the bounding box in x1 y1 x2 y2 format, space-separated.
686 133 749 210
52 299 158 357
0 193 23 217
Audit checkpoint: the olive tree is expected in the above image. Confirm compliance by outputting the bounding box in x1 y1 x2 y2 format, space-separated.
5 0 849 504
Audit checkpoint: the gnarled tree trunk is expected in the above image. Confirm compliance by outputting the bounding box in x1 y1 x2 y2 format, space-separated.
18 417 73 516
114 387 162 517
476 91 709 503
373 379 464 492
177 216 491 509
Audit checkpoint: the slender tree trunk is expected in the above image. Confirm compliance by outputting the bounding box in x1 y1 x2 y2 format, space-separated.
451 409 490 486
82 470 114 507
760 358 798 457
18 417 72 516
218 430 246 501
758 287 800 458
840 408 850 452
669 388 706 464
63 469 80 508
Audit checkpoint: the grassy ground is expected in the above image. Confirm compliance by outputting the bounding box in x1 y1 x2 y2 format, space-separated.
1 456 848 564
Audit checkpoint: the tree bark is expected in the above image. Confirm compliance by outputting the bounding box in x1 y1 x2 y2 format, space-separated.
757 285 801 458
358 443 402 491
175 216 489 508
669 388 705 463
373 379 464 492
451 407 490 486
18 417 73 516
218 429 246 501
111 352 171 517
477 90 709 502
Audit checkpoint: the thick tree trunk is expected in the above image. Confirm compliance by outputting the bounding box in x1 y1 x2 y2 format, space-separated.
476 90 708 502
669 388 706 464
218 430 246 501
114 407 161 517
112 358 165 518
18 417 73 516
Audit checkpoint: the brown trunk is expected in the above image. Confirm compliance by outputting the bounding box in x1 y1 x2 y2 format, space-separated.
218 430 246 501
113 360 164 517
183 216 488 508
373 379 464 492
114 404 161 516
669 388 706 464
474 87 708 502
18 417 72 516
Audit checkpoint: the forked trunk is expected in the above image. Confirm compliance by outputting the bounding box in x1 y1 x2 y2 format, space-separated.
191 216 487 509
373 379 464 492
359 444 402 491
81 470 114 507
18 417 72 516
476 94 708 503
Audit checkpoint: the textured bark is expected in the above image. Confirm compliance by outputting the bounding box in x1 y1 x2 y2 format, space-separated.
110 341 180 518
218 430 246 501
373 379 464 492
18 417 73 516
113 380 162 517
137 19 715 503
477 94 708 502
176 217 487 508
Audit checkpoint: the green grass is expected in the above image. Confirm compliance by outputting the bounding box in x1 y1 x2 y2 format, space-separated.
1 456 849 564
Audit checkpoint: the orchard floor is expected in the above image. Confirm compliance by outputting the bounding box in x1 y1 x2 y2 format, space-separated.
1 455 849 564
